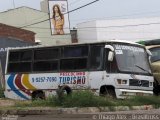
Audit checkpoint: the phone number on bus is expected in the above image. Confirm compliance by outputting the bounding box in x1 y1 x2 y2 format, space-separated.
32 77 57 83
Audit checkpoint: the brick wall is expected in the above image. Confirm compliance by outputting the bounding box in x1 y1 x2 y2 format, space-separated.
0 23 35 43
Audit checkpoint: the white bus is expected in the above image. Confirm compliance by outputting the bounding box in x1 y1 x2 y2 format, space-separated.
4 40 153 100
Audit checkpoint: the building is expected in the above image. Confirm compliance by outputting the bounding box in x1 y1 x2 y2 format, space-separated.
77 17 160 43
0 6 71 45
0 23 35 74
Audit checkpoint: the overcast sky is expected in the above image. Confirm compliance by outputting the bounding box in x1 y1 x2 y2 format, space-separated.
1 0 160 27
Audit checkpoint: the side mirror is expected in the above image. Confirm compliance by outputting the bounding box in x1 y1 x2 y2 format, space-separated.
146 49 152 56
146 49 152 63
108 51 114 61
105 45 114 51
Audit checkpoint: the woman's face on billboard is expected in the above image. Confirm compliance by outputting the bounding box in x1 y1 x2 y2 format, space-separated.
54 6 58 13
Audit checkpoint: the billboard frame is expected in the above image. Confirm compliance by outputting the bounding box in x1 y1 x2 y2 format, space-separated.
48 0 70 36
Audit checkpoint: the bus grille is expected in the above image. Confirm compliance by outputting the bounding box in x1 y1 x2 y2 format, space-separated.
129 79 149 87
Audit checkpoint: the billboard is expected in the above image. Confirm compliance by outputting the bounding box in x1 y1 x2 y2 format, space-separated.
48 0 70 35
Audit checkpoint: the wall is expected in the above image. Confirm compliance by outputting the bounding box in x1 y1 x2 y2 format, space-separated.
77 21 98 43
0 7 71 45
0 23 35 43
77 17 160 43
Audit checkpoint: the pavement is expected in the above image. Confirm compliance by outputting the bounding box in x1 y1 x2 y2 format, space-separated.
1 109 160 120
0 105 155 115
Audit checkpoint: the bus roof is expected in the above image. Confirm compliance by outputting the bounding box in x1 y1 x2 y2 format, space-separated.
143 39 160 46
146 45 160 49
7 39 142 51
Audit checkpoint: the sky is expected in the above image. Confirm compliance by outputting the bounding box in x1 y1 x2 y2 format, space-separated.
1 0 160 27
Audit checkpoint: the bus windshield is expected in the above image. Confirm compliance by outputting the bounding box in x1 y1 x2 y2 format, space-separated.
113 44 151 75
149 47 160 62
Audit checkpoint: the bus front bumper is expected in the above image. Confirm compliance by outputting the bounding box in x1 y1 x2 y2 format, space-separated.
115 89 153 99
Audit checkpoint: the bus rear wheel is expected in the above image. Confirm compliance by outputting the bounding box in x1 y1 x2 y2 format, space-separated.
100 86 116 99
32 90 45 100
56 85 72 98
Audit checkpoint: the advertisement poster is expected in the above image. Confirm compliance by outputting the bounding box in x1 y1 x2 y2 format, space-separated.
48 0 70 35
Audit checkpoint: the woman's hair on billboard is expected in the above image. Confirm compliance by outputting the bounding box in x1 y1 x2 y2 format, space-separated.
52 4 63 20
52 4 64 35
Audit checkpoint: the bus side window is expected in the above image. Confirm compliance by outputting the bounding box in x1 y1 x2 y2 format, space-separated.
33 48 59 72
8 50 32 73
60 45 88 71
62 46 88 58
89 45 103 70
60 58 87 70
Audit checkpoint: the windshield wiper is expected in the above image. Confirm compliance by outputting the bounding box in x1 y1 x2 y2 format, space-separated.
135 64 152 75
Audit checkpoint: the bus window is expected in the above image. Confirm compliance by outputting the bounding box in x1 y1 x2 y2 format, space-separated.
63 46 88 58
60 58 87 71
149 47 160 62
20 50 32 61
8 62 32 73
8 50 32 73
60 45 88 71
33 48 59 72
89 45 103 70
34 48 59 60
8 52 20 62
33 61 58 72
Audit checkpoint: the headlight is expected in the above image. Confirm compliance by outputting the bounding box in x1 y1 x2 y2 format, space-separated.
117 79 128 85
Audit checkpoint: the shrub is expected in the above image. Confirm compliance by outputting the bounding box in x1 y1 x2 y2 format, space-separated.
59 90 114 107
0 87 4 98
14 91 160 108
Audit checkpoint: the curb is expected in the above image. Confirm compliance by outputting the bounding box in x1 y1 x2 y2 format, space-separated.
0 105 155 115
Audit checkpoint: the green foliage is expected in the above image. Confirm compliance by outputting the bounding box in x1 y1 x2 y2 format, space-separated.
137 40 145 45
0 88 5 98
58 90 114 107
15 96 56 107
15 91 160 108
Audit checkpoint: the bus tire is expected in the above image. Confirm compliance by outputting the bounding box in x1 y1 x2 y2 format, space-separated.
153 79 160 96
100 85 116 98
56 85 72 98
32 90 45 100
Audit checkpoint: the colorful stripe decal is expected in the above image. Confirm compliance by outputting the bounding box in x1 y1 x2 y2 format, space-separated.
22 74 36 90
15 74 31 96
7 74 29 100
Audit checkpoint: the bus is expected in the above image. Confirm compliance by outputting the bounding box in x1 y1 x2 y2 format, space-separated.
145 43 160 95
4 40 154 100
0 60 4 89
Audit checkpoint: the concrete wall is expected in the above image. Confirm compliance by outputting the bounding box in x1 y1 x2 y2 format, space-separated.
77 21 98 43
0 7 71 45
77 17 160 43
40 0 49 13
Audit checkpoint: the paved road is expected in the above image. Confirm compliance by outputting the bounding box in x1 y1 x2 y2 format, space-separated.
1 109 160 120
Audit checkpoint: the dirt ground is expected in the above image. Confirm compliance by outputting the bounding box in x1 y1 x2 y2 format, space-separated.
0 98 15 107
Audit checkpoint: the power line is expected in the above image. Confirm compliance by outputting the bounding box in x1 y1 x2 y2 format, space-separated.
25 20 160 30
20 0 100 28
77 21 160 29
70 10 160 22
68 0 84 6
98 10 160 20
19 14 48 27
67 0 100 14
